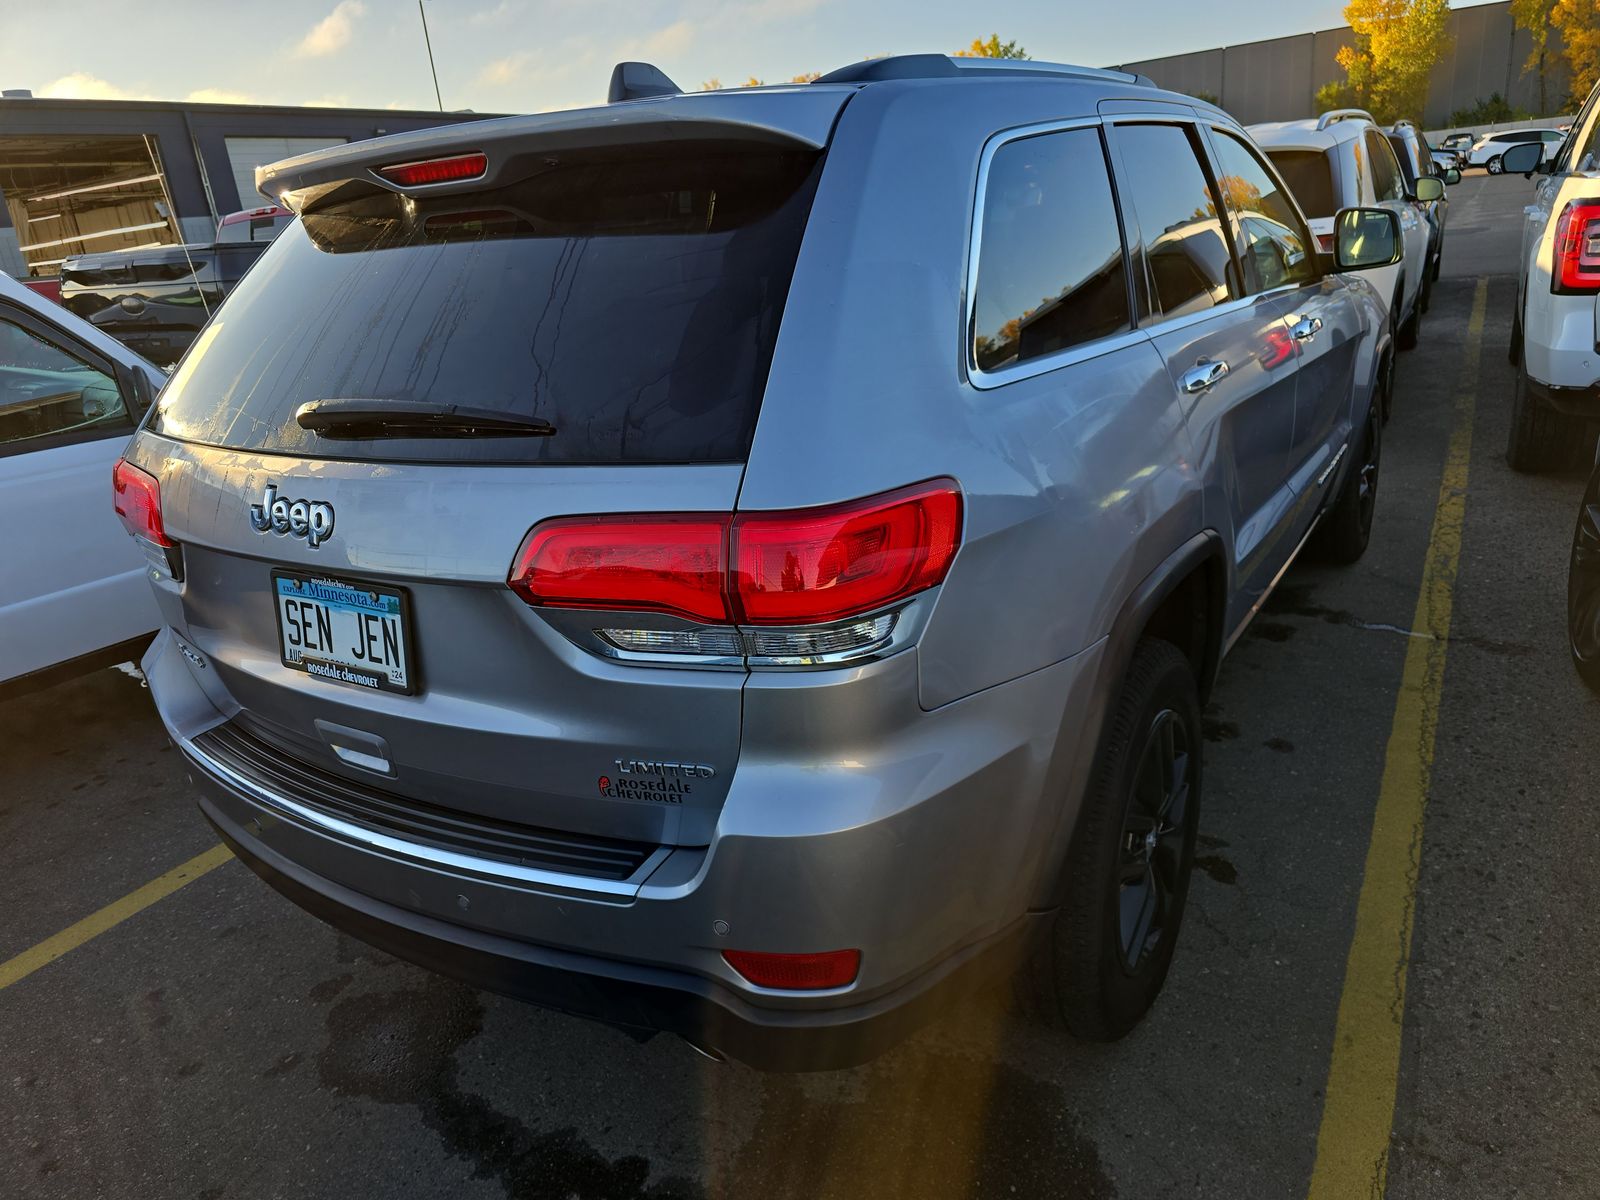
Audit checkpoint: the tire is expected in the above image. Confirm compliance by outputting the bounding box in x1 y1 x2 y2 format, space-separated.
1488 154 1504 175
1506 362 1591 473
1378 319 1398 424
1432 246 1442 282
1034 638 1201 1041
1567 462 1600 692
1419 266 1434 314
1509 306 1522 366
1315 395 1382 564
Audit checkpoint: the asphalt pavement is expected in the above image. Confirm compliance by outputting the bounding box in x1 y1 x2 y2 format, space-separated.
3 169 1596 1200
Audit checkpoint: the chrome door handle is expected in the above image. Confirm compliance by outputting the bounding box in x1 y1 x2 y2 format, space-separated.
1290 316 1322 342
1180 359 1229 393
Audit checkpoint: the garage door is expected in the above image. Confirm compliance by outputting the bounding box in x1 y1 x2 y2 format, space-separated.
225 137 346 209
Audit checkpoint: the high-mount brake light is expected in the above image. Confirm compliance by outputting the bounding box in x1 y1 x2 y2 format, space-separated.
112 458 172 548
1554 199 1600 294
376 152 488 187
506 482 963 639
723 948 861 990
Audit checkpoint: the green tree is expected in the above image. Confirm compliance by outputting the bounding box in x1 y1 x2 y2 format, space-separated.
955 34 1029 59
1512 0 1557 114
1316 0 1452 123
1554 0 1600 105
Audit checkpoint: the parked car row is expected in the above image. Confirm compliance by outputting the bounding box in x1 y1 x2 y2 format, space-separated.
0 54 1579 1070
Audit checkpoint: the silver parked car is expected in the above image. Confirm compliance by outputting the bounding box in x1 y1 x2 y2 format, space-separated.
120 55 1401 1067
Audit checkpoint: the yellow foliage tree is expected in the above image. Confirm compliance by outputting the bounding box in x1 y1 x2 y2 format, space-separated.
1512 0 1558 112
1554 0 1600 104
1316 0 1451 123
954 34 1029 59
790 71 823 83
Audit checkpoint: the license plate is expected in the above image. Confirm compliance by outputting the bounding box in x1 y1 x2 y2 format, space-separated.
273 571 415 694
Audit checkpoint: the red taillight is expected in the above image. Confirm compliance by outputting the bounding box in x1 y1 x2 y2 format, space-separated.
112 459 172 547
508 515 730 623
1554 199 1600 293
1259 326 1296 370
723 948 861 990
506 482 963 628
376 152 487 187
731 482 962 625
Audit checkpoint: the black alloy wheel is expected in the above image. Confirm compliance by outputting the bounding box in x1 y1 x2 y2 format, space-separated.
1115 709 1193 972
1567 463 1600 692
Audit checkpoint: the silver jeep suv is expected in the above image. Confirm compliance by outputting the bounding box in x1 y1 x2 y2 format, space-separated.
118 54 1400 1068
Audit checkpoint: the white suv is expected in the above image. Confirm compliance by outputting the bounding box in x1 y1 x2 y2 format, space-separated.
1470 127 1566 174
1251 110 1435 386
1507 84 1600 470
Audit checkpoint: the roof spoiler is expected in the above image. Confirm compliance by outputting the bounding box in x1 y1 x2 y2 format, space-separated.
608 62 682 103
1317 108 1376 130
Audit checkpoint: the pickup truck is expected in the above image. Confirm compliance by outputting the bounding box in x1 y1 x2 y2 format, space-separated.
58 205 291 365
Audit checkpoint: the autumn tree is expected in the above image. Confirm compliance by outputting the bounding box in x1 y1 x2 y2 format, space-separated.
1512 0 1558 113
699 77 722 91
1314 0 1451 123
1554 0 1600 104
955 34 1029 59
790 71 822 83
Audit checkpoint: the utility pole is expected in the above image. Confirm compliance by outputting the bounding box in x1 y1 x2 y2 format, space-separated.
419 0 444 111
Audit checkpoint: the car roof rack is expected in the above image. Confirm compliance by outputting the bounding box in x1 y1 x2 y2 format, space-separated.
1317 108 1377 130
607 62 683 103
814 54 1154 88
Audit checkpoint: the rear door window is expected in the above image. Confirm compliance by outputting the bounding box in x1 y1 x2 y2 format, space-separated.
970 126 1131 374
150 146 823 465
1265 150 1337 219
1111 122 1237 322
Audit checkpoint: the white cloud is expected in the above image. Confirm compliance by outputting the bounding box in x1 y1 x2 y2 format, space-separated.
303 93 353 108
627 20 694 60
476 53 530 87
468 1 521 25
34 74 260 105
295 0 366 58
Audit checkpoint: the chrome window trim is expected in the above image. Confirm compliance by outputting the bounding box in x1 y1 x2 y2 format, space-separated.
964 115 1152 391
179 729 665 900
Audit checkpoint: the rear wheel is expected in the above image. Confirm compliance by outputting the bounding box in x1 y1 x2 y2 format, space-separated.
1568 464 1600 692
1315 396 1382 564
1035 638 1201 1041
1507 362 1591 473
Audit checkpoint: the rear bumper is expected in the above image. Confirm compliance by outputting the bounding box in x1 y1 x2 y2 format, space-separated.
201 789 1044 1070
149 627 1105 1068
1526 375 1600 419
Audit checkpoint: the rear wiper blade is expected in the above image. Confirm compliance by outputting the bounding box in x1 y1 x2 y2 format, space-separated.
294 398 557 439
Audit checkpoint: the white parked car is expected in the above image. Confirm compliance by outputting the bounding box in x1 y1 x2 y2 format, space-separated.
0 271 165 693
1469 127 1566 173
1506 84 1600 470
1250 109 1437 390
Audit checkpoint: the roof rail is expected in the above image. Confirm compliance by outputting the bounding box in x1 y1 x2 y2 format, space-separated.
814 54 1153 88
607 62 682 103
1317 108 1376 130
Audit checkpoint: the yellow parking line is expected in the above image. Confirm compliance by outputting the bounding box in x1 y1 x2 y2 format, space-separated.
0 843 232 992
1307 277 1488 1198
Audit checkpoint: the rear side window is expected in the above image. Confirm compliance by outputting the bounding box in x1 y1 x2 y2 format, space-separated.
1113 122 1236 322
150 146 822 464
971 127 1130 373
1266 150 1337 219
1366 130 1403 201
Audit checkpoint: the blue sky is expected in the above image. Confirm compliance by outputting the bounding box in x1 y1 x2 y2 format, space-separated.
0 0 1498 114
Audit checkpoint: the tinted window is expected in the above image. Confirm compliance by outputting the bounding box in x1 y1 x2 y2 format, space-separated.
972 127 1130 373
0 316 128 449
150 147 822 464
1267 150 1337 219
1386 134 1421 185
1366 131 1403 201
216 215 293 244
1114 122 1235 321
1209 132 1318 293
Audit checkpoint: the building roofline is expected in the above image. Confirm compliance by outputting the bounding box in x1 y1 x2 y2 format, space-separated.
0 94 503 121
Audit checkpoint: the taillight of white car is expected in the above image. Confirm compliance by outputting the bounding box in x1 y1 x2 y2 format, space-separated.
1553 199 1600 294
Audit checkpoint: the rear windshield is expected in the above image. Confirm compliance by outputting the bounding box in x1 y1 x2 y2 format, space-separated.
150 145 822 464
216 214 292 243
1265 150 1336 220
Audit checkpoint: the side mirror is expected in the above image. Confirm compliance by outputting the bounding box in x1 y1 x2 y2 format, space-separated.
1444 167 1462 185
1414 176 1445 202
1501 141 1544 175
1333 207 1403 271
